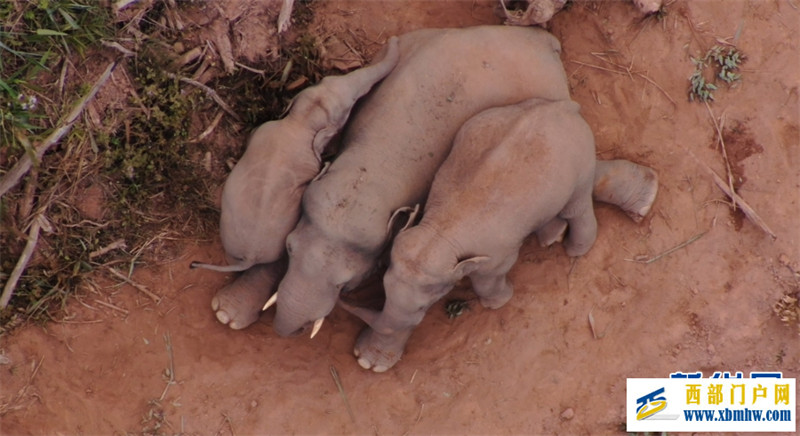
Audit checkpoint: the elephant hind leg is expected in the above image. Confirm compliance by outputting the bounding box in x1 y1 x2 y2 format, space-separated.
536 217 568 247
560 190 597 257
211 260 286 330
469 252 518 310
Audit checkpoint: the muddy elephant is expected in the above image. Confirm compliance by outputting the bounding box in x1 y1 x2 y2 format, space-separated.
190 37 400 329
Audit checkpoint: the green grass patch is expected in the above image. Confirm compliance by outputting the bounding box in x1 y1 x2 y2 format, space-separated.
688 44 745 102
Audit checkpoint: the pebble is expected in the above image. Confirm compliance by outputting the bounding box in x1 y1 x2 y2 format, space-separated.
561 408 574 420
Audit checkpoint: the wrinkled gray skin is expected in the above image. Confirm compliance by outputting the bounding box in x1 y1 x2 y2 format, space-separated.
192 36 400 274
342 98 597 371
343 99 659 372
272 26 574 338
190 37 400 329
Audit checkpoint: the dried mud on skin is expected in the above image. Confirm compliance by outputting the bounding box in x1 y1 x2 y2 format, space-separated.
2 1 800 435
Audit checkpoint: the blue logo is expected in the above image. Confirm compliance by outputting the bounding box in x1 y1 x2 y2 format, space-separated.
637 387 667 420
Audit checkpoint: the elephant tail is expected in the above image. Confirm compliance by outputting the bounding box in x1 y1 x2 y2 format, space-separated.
189 260 254 273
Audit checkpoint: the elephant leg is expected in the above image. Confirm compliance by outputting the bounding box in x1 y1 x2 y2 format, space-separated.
593 159 659 222
536 217 568 247
560 189 598 257
469 252 518 310
211 259 287 330
353 282 447 372
354 326 415 373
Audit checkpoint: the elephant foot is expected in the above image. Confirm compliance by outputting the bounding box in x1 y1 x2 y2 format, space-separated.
478 293 512 310
471 274 514 310
353 326 412 373
623 167 659 223
536 217 568 247
211 261 285 330
593 160 659 223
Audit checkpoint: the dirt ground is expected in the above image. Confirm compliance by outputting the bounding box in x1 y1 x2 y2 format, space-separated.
2 0 799 434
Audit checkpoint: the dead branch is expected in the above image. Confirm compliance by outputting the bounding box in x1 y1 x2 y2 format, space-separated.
89 239 128 259
701 162 777 239
107 267 162 303
0 61 118 197
0 215 45 309
166 73 241 122
330 365 356 423
704 101 736 209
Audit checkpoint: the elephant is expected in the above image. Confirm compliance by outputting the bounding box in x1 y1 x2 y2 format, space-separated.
270 25 576 338
341 98 656 372
190 37 400 329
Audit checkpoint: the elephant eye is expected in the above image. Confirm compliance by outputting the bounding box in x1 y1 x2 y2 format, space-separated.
285 241 293 255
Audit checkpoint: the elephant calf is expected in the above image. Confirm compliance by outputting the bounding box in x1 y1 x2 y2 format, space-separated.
342 98 651 372
270 25 573 339
190 37 400 329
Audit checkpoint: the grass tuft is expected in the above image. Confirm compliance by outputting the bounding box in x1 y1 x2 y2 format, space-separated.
1 0 330 333
688 44 745 102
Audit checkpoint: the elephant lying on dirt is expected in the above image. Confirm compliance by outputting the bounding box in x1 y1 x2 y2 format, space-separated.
342 98 641 372
270 25 578 338
189 37 400 329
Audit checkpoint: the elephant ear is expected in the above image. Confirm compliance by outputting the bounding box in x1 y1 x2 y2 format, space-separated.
452 256 489 280
386 203 421 236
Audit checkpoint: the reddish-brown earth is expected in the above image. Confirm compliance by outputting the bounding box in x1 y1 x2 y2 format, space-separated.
2 1 799 434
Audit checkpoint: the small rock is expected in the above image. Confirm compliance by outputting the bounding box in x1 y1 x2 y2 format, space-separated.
707 344 716 354
779 253 790 266
561 407 574 420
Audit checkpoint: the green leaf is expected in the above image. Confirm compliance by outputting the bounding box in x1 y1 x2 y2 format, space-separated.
58 7 80 30
35 28 68 36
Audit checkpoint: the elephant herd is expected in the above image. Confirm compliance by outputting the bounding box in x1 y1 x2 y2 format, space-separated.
191 25 658 372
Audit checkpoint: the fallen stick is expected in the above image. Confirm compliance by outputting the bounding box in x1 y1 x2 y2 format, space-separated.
107 267 162 303
0 61 118 197
93 299 130 315
166 73 241 122
704 101 735 210
643 231 708 264
0 215 44 309
701 162 777 239
330 365 356 423
160 331 176 401
89 239 128 259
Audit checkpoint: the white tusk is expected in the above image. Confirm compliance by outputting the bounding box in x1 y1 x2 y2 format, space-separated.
310 318 324 339
261 292 278 311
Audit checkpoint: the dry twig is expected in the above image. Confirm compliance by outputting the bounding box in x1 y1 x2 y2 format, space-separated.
700 162 777 239
160 331 176 401
107 267 162 303
570 59 677 105
89 239 128 259
166 73 241 122
704 101 736 209
330 365 356 423
627 231 708 264
1 215 45 309
93 299 129 315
